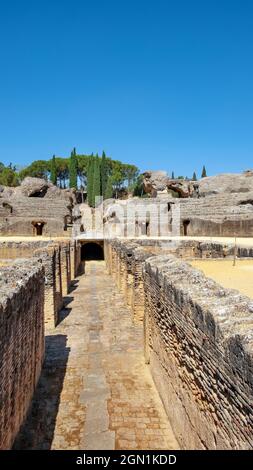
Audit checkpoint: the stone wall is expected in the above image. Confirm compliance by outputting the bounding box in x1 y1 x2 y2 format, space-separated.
0 240 52 259
0 198 72 237
0 239 81 328
144 255 253 449
105 238 253 449
0 260 45 449
103 192 253 237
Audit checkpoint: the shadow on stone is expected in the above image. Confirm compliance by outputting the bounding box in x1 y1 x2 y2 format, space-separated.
13 334 70 450
57 306 72 324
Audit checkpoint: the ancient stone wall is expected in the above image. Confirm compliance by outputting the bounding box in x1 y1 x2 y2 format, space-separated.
0 240 52 259
0 197 72 237
59 241 71 297
105 240 158 322
105 238 253 449
33 246 57 328
103 192 253 237
143 255 253 449
0 260 45 449
70 240 81 278
0 240 80 328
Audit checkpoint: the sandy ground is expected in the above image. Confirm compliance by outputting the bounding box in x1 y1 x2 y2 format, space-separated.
190 259 253 299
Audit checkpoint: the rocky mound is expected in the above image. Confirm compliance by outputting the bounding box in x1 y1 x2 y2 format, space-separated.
0 177 76 204
198 171 253 196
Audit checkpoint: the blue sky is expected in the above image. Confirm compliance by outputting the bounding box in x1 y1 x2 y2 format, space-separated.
0 0 252 178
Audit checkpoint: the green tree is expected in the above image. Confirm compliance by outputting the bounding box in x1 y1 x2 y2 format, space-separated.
111 160 125 198
77 154 90 189
87 154 94 207
133 174 144 196
69 148 78 189
100 151 108 198
19 160 50 180
201 165 207 178
92 154 101 207
171 171 175 179
122 164 139 192
192 172 197 181
0 167 19 186
104 175 113 199
50 155 57 185
55 157 69 188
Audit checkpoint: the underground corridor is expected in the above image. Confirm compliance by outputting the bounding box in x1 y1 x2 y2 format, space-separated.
13 259 178 450
81 241 104 261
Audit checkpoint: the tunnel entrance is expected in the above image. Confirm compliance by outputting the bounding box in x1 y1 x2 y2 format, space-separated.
32 221 45 236
81 242 104 261
183 219 190 236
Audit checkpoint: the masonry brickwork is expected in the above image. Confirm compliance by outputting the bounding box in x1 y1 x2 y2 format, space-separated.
105 238 253 449
0 238 82 449
0 260 45 449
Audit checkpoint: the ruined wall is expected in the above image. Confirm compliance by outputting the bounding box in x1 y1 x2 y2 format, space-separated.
105 240 156 322
0 240 52 259
70 240 82 278
104 238 240 323
59 241 71 297
105 238 253 449
144 255 253 449
103 192 253 237
0 198 72 237
0 260 45 449
0 240 79 329
33 246 58 328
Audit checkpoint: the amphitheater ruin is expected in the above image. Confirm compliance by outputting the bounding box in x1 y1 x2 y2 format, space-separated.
1 171 253 450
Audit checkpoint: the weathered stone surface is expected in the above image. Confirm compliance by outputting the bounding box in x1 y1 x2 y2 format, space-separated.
0 259 45 449
143 171 198 198
106 238 253 449
14 261 178 450
198 171 253 196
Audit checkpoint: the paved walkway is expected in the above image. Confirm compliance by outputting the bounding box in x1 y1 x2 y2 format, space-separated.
14 261 178 450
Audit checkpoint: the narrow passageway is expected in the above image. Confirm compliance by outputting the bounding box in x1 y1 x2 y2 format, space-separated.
14 261 178 450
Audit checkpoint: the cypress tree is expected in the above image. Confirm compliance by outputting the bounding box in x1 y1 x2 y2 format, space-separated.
50 155 57 185
69 147 78 189
100 150 108 198
105 176 113 199
92 154 101 207
192 171 197 181
201 165 207 178
171 171 175 179
87 154 94 207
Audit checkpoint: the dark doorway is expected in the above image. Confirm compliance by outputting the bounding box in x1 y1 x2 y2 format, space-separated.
146 221 150 236
81 242 104 260
183 220 190 236
32 222 45 236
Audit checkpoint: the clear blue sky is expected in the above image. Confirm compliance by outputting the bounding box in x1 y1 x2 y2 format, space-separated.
0 0 252 177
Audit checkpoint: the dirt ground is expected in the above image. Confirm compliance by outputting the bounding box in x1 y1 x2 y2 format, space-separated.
190 259 253 299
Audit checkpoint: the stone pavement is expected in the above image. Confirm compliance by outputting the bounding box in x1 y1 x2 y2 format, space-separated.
14 261 179 450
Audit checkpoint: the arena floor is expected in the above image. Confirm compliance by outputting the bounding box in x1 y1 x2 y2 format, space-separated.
190 259 253 299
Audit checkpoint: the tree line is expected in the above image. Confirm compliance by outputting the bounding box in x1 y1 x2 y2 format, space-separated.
0 150 139 206
171 165 207 181
0 154 208 204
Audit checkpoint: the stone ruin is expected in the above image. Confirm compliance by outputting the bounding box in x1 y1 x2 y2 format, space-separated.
100 170 253 238
0 238 81 449
143 169 253 198
0 172 253 449
0 177 75 236
104 238 253 449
